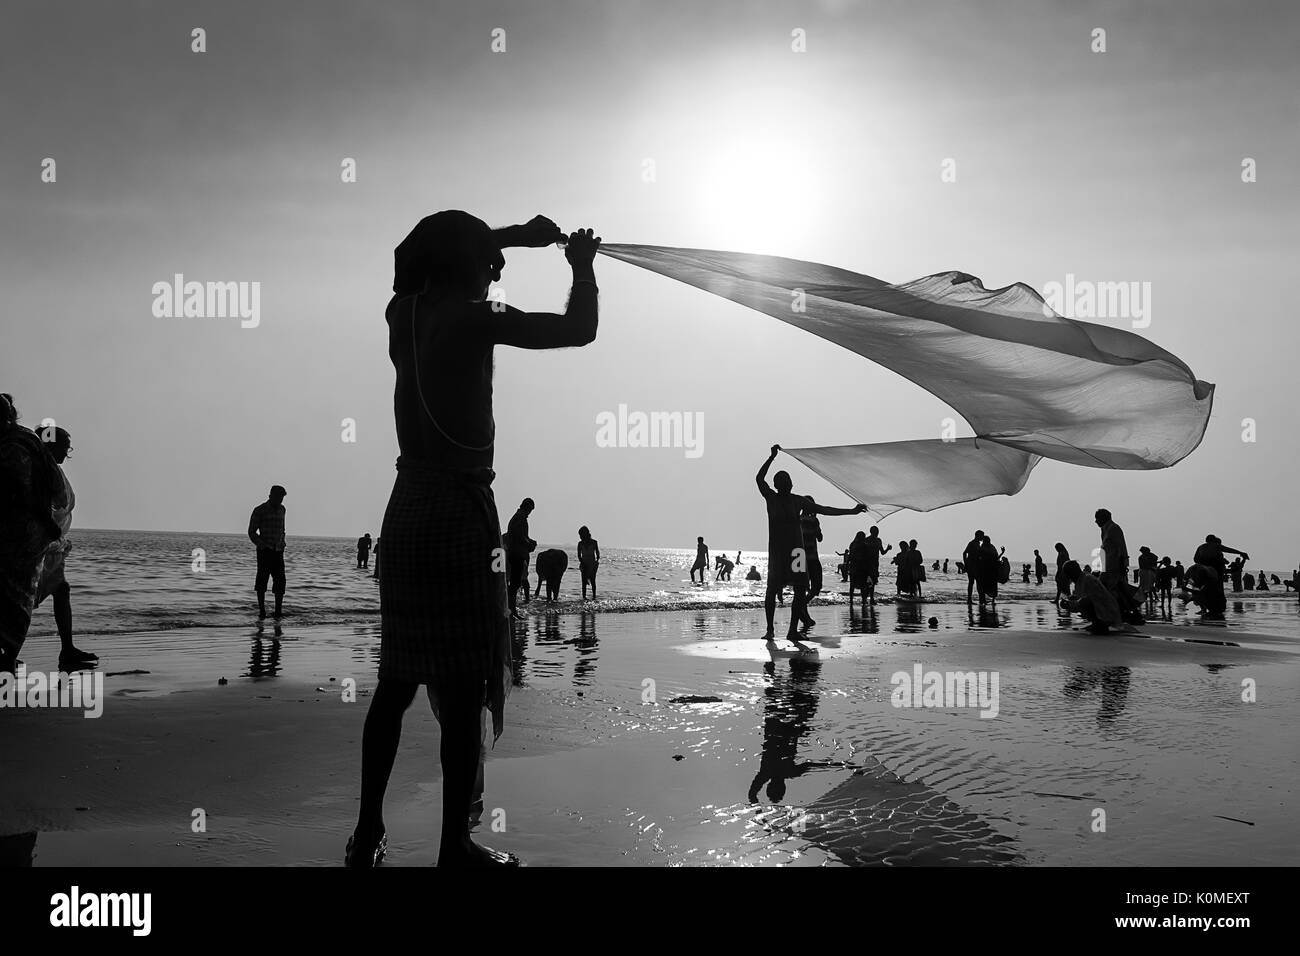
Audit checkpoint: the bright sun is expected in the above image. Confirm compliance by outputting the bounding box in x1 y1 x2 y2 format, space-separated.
692 136 825 256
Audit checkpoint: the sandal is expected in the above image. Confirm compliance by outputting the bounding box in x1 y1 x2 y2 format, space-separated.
344 828 388 867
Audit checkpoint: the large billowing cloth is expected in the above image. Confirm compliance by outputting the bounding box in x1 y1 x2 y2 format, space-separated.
784 439 1040 519
598 244 1213 512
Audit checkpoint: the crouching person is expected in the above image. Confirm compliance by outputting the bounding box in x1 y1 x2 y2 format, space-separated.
1060 560 1124 635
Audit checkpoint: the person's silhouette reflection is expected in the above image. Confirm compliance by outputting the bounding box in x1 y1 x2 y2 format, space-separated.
247 632 282 679
1062 665 1131 724
573 610 598 686
968 606 1004 629
895 603 923 631
748 659 834 804
847 603 879 634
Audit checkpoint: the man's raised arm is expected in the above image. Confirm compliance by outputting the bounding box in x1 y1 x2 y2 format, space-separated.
755 444 779 494
812 500 867 517
492 215 563 250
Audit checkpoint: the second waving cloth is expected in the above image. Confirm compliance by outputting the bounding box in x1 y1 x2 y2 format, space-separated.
597 244 1213 517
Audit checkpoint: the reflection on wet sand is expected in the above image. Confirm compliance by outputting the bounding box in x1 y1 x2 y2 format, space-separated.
1062 665 1131 725
745 658 1020 865
246 635 282 680
748 660 842 804
799 758 1021 866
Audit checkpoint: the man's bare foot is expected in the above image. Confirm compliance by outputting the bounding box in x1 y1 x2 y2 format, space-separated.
761 629 776 642
439 838 521 867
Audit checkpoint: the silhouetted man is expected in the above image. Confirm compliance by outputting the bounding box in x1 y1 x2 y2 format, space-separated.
756 445 865 641
690 536 710 583
506 498 536 616
1191 534 1248 619
1094 508 1142 625
962 530 985 604
249 485 288 618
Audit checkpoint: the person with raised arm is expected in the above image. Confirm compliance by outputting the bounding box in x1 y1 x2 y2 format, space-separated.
349 212 599 867
755 444 865 642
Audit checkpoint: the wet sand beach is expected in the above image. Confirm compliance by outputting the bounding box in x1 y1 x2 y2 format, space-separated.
4 603 1296 866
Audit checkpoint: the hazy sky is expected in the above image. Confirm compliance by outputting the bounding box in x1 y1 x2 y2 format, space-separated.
3 0 1297 568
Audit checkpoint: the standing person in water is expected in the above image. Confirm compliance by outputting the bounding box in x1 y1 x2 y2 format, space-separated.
505 498 536 616
976 535 1001 606
1095 509 1143 625
248 485 288 619
1155 556 1176 611
892 541 912 595
0 394 63 675
909 539 925 598
1033 549 1047 585
690 536 710 584
852 526 892 607
755 445 865 641
349 211 599 868
1228 556 1244 593
1053 543 1071 602
357 533 372 569
33 426 97 670
800 507 825 599
962 530 985 604
1191 534 1248 620
577 525 600 600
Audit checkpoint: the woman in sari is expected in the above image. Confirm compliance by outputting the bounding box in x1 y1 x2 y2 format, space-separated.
893 540 913 595
976 536 1002 606
348 212 600 867
0 394 63 673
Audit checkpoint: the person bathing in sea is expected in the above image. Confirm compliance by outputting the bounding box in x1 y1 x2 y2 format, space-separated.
505 498 536 616
349 211 600 867
755 445 865 642
690 536 710 583
962 530 985 604
577 525 600 600
248 485 288 619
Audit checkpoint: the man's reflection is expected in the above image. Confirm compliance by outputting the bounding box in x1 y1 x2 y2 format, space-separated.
1063 665 1131 724
573 610 598 686
748 658 834 804
247 632 282 679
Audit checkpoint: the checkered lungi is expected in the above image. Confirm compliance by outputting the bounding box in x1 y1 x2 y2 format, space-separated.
378 458 511 727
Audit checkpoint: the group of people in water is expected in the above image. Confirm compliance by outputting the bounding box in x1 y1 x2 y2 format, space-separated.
745 502 1279 639
499 497 601 612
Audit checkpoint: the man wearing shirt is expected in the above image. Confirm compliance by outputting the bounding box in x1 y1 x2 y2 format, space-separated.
249 484 288 619
1094 508 1142 624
